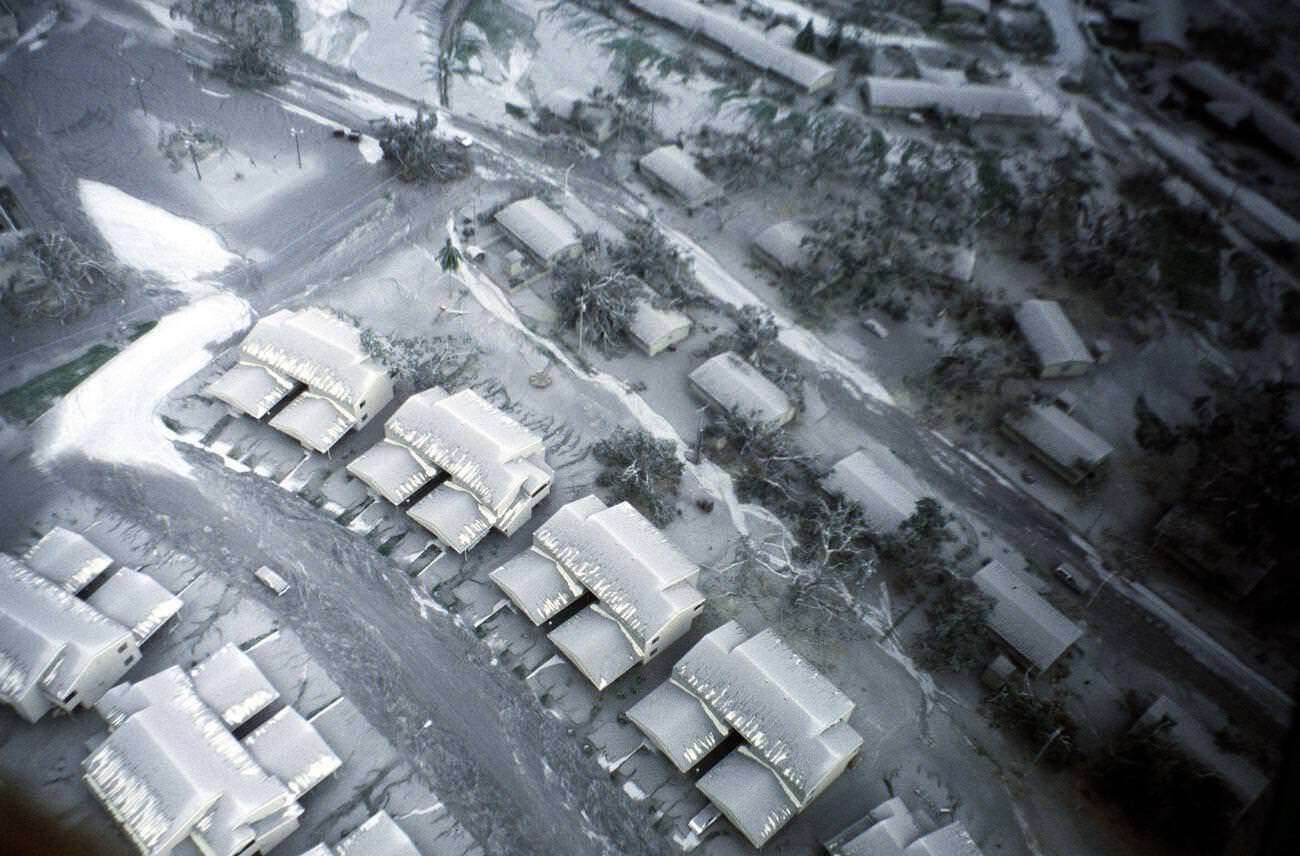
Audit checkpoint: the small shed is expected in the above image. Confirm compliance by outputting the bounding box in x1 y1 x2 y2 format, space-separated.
638 145 724 212
752 220 812 272
1015 299 1094 378
973 559 1083 673
495 197 583 264
689 351 794 429
1001 403 1113 485
627 294 692 357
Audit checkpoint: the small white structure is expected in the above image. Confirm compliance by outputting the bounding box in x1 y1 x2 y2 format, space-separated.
752 220 812 273
490 495 705 689
626 0 835 92
628 621 863 848
821 451 920 532
494 197 583 265
861 78 1040 123
0 554 142 723
299 811 421 856
628 292 692 356
86 646 341 856
348 387 553 553
973 559 1083 673
22 526 114 593
1001 403 1113 485
1015 299 1094 378
638 145 724 213
826 797 985 856
206 307 394 453
689 351 795 429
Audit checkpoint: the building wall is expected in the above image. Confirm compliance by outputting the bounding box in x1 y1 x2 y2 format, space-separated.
51 637 140 713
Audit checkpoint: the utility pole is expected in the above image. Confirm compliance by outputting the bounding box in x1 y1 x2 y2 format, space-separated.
130 76 147 114
289 127 303 169
186 141 202 181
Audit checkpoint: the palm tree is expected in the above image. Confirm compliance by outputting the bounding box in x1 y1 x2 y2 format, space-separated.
436 238 462 273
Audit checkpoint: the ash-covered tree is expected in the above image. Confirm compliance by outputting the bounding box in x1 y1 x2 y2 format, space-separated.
716 305 779 362
792 494 877 581
551 252 640 356
376 110 473 183
1089 720 1241 855
878 140 975 244
985 687 1081 767
794 19 817 55
212 34 288 88
1 231 126 323
878 497 952 580
172 0 297 43
708 407 815 514
1133 395 1180 454
607 218 701 306
796 205 918 318
916 575 996 672
591 427 684 527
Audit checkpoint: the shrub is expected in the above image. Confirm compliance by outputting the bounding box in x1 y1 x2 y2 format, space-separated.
376 111 473 183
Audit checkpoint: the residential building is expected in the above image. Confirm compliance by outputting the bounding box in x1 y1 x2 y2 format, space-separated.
1133 695 1270 811
826 797 984 856
627 291 692 356
537 88 613 144
490 495 705 689
821 451 920 532
1000 403 1113 485
297 811 421 856
637 145 724 213
972 560 1082 672
860 78 1040 123
206 307 394 453
1015 299 1094 378
626 0 835 93
1172 62 1300 163
23 525 114 593
628 621 863 848
689 351 795 429
347 387 553 553
494 197 583 265
85 568 183 645
1153 505 1275 599
0 554 141 722
86 645 341 856
1138 0 1187 57
752 221 812 273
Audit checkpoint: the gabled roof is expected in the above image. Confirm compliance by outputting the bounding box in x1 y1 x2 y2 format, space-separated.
904 822 983 856
627 0 835 92
972 560 1082 672
689 351 794 428
696 748 798 849
23 526 114 593
205 363 295 421
241 708 342 799
1015 299 1093 371
268 393 357 454
753 221 811 272
1002 405 1113 480
334 811 421 856
627 293 691 354
0 554 134 705
190 643 280 729
863 78 1039 121
85 568 183 644
822 451 919 532
495 197 582 263
346 439 437 506
638 145 724 210
547 605 641 690
828 798 982 856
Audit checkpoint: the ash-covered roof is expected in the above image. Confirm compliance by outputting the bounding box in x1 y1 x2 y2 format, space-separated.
696 748 798 849
689 351 794 428
205 363 295 421
346 439 438 506
752 221 812 272
1015 300 1093 372
1174 62 1300 159
821 451 919 532
1002 404 1113 481
190 643 280 730
972 560 1082 672
334 811 421 856
268 393 356 455
85 568 183 644
22 526 114 594
495 197 582 263
862 78 1039 121
241 707 342 799
627 293 692 356
638 145 724 210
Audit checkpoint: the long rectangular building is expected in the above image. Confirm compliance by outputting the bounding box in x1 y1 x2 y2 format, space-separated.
972 560 1082 673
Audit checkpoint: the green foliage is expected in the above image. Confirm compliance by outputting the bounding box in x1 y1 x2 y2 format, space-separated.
1 231 127 323
376 111 473 183
212 35 288 88
1089 724 1241 854
794 19 817 55
592 428 684 528
985 688 1081 767
1133 395 1180 454
916 576 996 672
0 344 120 425
604 35 688 80
436 239 462 273
551 253 640 356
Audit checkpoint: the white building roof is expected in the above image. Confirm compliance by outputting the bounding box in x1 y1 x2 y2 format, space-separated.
241 707 342 799
627 294 692 357
826 796 921 856
629 621 862 845
190 643 280 729
334 811 421 856
346 439 438 506
85 568 183 644
1015 299 1093 372
638 145 724 210
972 560 1082 672
821 451 919 532
205 362 295 421
904 822 984 856
627 0 835 92
1003 404 1113 481
696 748 798 849
268 393 357 454
495 197 582 263
689 351 794 428
752 221 812 272
0 554 134 707
862 78 1040 121
23 526 114 593
547 606 642 690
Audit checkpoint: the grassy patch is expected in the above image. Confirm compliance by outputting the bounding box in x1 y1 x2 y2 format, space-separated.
0 344 120 425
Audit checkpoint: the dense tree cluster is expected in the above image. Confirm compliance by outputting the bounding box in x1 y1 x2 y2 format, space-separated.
591 428 684 528
172 0 298 43
916 576 997 672
376 112 473 183
551 252 640 357
212 35 288 88
1 231 126 323
606 218 701 307
984 687 1081 768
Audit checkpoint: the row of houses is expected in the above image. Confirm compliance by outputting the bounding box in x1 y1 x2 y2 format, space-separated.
0 528 182 723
